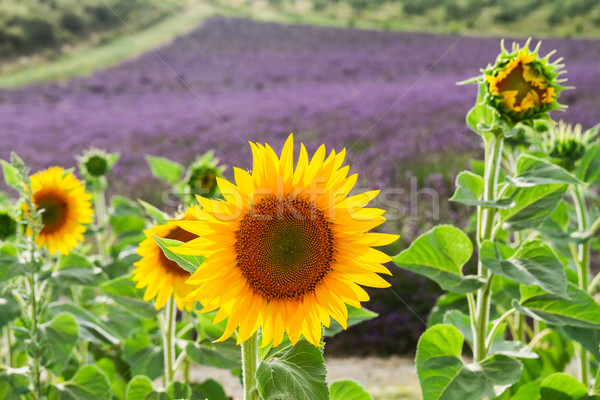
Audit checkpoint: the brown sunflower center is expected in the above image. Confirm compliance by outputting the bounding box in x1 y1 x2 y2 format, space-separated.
235 195 335 300
34 191 69 234
159 227 197 277
496 63 544 108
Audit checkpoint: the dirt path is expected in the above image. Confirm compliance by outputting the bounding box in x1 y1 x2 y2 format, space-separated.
189 356 420 400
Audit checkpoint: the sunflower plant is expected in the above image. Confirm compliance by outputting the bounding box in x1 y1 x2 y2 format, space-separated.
150 134 398 400
395 41 600 400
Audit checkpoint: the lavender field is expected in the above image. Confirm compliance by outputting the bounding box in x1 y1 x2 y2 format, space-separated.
2 17 600 354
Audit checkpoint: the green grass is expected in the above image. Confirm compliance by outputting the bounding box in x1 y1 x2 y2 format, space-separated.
0 3 215 88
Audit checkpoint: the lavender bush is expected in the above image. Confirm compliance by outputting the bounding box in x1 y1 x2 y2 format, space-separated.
1 17 598 354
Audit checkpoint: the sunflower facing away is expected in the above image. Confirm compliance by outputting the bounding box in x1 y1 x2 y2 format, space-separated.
30 167 93 255
483 40 566 123
171 134 398 347
133 209 200 311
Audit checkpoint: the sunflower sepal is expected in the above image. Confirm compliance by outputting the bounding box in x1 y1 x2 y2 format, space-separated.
153 235 204 275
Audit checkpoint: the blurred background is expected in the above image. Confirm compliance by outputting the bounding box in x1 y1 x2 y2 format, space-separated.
1 0 599 362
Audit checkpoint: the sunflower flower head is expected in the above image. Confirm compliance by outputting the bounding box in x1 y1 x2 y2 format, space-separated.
483 39 567 126
28 167 93 255
0 209 17 240
133 208 201 311
542 121 599 172
171 134 398 347
76 148 120 187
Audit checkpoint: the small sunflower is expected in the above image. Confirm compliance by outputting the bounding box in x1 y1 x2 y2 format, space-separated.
542 121 599 171
29 167 93 255
171 134 398 347
133 209 200 311
483 40 567 124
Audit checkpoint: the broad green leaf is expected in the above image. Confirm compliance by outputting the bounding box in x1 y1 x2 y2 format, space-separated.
144 392 169 400
0 244 22 282
256 339 329 400
466 92 498 141
393 225 483 293
540 373 589 400
428 293 469 326
146 155 184 184
489 341 538 359
330 380 373 400
185 342 240 370
123 330 163 380
47 365 111 400
0 366 30 398
442 310 474 345
39 312 79 374
0 287 20 330
96 358 127 400
511 380 542 400
49 303 121 345
48 267 102 286
126 375 154 400
153 236 204 275
323 305 378 337
576 142 600 185
507 154 584 187
190 379 229 400
416 324 522 400
58 251 93 269
166 382 191 400
100 275 157 319
450 171 514 208
553 325 600 359
594 368 600 394
514 283 600 329
0 160 21 189
138 200 169 225
499 184 567 231
480 240 567 297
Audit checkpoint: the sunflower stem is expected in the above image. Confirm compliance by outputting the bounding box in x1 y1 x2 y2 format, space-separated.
163 296 177 388
241 331 259 400
93 188 109 260
474 135 503 362
571 185 590 387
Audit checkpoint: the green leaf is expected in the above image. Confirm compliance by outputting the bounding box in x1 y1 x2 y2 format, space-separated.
489 341 538 359
190 379 229 400
48 267 102 286
49 303 121 345
552 325 600 360
256 339 329 400
576 142 600 185
47 365 111 400
0 287 20 330
138 200 169 225
450 171 514 208
323 305 378 337
499 184 567 231
123 330 163 380
330 380 373 400
515 283 600 329
511 380 542 400
507 154 584 187
466 92 498 141
185 342 241 370
540 373 589 400
480 240 567 297
0 244 22 283
100 275 157 319
153 236 204 275
594 368 600 394
416 325 522 400
166 382 191 399
146 155 184 184
39 313 79 374
393 225 484 293
0 160 21 189
125 375 154 400
96 358 127 400
0 366 30 398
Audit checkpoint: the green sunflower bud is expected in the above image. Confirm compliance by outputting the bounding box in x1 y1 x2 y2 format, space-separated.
483 39 567 125
185 151 225 199
76 148 120 181
542 121 598 172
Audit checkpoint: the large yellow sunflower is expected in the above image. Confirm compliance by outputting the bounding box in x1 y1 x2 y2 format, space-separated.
133 209 200 311
172 134 398 347
30 167 93 255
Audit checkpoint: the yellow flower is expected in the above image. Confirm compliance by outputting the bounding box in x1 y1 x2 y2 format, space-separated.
172 134 398 347
30 167 93 255
481 41 566 125
133 209 200 311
